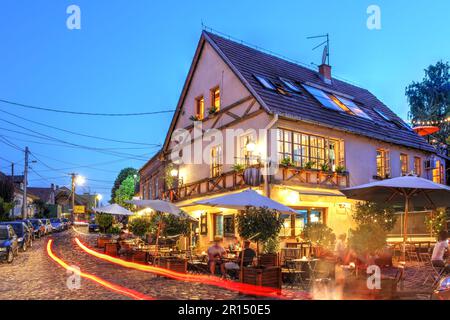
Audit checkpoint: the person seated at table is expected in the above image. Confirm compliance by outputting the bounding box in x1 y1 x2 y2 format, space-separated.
224 240 256 271
207 236 226 276
431 230 450 273
117 231 130 257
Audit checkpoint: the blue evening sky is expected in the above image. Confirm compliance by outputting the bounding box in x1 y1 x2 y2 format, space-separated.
0 0 448 201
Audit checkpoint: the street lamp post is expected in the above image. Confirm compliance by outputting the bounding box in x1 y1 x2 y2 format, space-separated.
70 173 85 223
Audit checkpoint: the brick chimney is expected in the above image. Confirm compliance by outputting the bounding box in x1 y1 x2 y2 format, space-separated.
318 64 332 84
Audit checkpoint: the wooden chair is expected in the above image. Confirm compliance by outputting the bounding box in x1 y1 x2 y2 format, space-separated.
104 242 118 256
282 259 306 290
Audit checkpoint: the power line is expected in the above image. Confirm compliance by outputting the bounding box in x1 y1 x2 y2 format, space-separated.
0 98 175 117
0 118 152 161
0 108 161 146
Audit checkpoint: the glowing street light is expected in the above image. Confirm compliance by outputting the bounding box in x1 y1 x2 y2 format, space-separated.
70 173 86 223
75 175 85 186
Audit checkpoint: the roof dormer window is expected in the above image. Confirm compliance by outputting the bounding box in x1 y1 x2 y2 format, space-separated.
279 78 301 93
254 75 276 90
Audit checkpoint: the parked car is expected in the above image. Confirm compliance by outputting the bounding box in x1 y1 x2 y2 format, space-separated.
61 218 71 230
0 225 19 263
29 219 45 238
0 221 32 251
88 219 99 233
41 219 53 234
50 218 64 232
21 220 36 240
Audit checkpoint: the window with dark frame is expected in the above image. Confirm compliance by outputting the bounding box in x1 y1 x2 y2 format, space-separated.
211 145 223 177
210 87 220 111
414 156 422 176
200 213 208 235
400 153 409 175
223 215 235 237
195 96 204 120
277 128 342 169
376 149 390 178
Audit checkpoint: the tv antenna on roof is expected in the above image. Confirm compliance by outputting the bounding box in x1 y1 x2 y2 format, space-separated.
307 33 330 65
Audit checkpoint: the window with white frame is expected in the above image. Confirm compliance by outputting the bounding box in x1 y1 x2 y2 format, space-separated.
211 145 223 177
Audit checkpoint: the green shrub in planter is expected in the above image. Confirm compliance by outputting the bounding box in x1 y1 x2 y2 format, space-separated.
263 237 279 254
107 224 122 235
129 217 152 238
96 213 113 233
353 202 396 232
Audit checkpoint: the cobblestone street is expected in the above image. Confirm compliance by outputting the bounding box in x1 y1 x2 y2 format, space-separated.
0 228 267 300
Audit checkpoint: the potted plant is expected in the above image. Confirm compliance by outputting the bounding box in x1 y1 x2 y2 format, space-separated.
189 115 201 121
319 162 331 172
303 161 316 170
425 208 447 240
96 213 114 248
280 157 292 167
301 222 336 258
208 105 219 116
261 236 280 267
129 216 152 239
335 165 347 174
235 206 284 288
232 163 245 173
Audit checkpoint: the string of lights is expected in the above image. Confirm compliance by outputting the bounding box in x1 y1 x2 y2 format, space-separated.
411 117 450 126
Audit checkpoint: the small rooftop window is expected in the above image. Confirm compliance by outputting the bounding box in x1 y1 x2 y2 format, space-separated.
254 75 276 90
302 84 343 112
373 108 391 121
335 96 372 120
279 78 301 93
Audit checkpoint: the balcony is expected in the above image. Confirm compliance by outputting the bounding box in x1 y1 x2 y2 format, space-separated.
162 164 350 202
277 166 349 189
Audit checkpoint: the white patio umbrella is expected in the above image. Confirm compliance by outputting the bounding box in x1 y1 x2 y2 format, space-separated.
194 189 298 214
126 199 181 215
92 203 134 216
341 175 450 259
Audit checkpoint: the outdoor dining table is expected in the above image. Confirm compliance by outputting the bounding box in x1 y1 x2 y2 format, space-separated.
290 258 320 286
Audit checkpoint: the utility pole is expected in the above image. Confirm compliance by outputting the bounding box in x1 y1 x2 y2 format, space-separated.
70 173 76 223
22 147 29 219
11 162 14 177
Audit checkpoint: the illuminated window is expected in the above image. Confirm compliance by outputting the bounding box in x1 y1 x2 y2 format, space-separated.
255 75 276 90
376 149 390 178
280 209 326 238
335 96 372 120
213 214 223 237
302 84 343 112
195 96 204 120
414 157 422 176
211 145 223 177
400 154 409 175
433 160 444 184
210 87 220 111
277 128 342 169
238 134 257 166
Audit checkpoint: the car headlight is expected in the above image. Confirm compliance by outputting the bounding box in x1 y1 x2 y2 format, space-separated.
18 237 23 242
0 247 6 252
436 276 450 292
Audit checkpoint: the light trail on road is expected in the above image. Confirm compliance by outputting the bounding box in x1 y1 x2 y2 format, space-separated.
46 239 154 300
74 237 310 299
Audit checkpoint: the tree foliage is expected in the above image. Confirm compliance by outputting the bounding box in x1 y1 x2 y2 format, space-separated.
353 201 397 232
406 61 450 144
110 167 137 203
348 224 387 256
148 212 191 237
0 176 14 203
96 213 114 233
301 223 336 249
235 206 284 243
33 199 50 218
425 209 447 239
114 176 135 209
129 217 152 238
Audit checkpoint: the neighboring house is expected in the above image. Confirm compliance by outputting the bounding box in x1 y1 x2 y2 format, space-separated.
55 186 96 218
139 31 447 250
4 174 38 218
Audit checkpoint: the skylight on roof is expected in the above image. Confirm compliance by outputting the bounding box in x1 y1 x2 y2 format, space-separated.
335 96 372 120
280 78 301 93
302 84 343 112
373 108 391 121
254 75 276 90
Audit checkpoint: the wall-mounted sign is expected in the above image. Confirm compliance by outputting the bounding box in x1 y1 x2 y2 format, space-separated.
73 205 85 214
